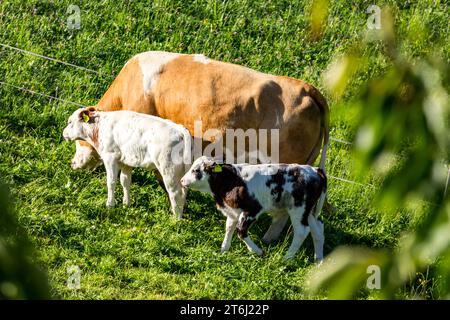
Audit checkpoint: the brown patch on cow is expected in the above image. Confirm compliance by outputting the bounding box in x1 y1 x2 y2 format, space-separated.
96 57 156 115
204 164 262 239
78 107 100 148
78 107 97 123
77 140 91 148
90 124 99 149
205 164 262 213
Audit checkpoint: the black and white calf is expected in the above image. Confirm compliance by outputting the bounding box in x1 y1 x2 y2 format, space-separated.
180 156 327 260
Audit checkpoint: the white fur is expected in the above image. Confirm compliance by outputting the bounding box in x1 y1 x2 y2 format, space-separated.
63 109 192 219
136 51 182 95
193 54 210 64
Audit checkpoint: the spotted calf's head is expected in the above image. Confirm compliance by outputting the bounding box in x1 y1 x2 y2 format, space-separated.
236 212 257 239
180 156 218 193
62 107 97 142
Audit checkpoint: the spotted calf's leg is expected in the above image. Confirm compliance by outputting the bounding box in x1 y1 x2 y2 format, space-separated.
284 207 310 260
308 214 324 262
262 211 289 244
237 211 263 256
120 165 132 206
221 216 238 253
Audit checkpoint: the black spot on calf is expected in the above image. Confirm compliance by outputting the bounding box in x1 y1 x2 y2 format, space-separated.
266 169 286 202
288 167 327 226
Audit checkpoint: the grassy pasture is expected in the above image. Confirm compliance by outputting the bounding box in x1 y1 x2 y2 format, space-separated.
0 0 448 299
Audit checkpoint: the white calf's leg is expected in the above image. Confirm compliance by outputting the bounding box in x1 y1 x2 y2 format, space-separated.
120 166 132 206
284 207 310 260
221 217 238 252
104 160 120 209
262 211 289 244
159 165 187 219
163 180 186 219
166 187 184 219
308 215 325 262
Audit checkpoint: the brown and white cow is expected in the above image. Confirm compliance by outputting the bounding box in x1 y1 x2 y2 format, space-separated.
71 51 329 172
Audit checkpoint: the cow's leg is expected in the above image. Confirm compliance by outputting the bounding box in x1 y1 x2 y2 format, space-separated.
308 214 325 262
262 211 289 244
154 170 167 193
242 236 263 256
221 216 238 253
284 207 310 260
161 170 186 219
104 159 120 209
120 165 132 206
237 212 263 256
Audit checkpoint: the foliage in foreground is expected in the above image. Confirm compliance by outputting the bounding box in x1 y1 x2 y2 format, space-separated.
307 4 450 299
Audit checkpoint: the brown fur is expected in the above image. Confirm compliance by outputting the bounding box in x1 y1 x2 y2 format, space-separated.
78 107 99 148
205 164 262 215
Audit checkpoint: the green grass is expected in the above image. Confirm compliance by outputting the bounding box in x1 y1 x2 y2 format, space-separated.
0 0 448 299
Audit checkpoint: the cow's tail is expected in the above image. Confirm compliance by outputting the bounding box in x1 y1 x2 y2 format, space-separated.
305 84 329 173
307 85 329 218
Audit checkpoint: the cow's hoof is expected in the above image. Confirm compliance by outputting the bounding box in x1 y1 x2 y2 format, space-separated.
253 248 264 257
283 254 294 261
262 236 275 245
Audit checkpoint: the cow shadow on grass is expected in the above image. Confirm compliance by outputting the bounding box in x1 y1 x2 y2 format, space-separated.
238 208 388 267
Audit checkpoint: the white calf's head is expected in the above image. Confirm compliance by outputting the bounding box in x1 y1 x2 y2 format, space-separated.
180 156 217 193
71 140 102 170
62 107 96 142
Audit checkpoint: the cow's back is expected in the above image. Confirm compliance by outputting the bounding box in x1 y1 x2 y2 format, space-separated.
95 51 328 164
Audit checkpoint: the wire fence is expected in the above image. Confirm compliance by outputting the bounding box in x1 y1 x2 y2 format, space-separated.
0 78 371 188
4 42 448 193
0 80 86 107
0 43 112 78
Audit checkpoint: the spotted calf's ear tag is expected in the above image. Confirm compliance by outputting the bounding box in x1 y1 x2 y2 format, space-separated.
213 164 222 173
82 113 90 123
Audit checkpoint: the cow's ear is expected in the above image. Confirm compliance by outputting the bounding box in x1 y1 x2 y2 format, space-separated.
87 106 96 113
212 163 223 173
79 109 91 123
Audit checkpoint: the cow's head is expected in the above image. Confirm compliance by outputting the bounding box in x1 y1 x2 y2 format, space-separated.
63 107 96 141
63 107 102 170
71 140 102 170
180 156 217 193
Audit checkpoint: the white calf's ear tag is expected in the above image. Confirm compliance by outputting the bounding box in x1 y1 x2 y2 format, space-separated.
83 113 90 123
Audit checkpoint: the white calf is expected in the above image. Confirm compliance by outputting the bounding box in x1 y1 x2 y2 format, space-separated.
63 107 191 219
